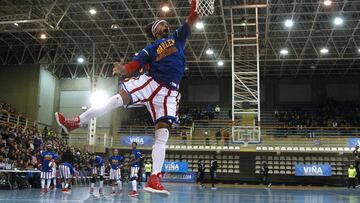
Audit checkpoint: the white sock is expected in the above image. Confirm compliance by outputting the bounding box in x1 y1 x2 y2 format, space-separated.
79 94 124 124
53 179 56 187
117 180 122 190
152 128 169 175
61 182 65 189
46 179 51 188
65 183 69 189
91 183 95 189
99 181 103 189
131 180 137 191
112 186 115 191
41 179 45 189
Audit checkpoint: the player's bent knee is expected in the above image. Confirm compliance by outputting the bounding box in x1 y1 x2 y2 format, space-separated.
155 121 170 130
118 88 131 105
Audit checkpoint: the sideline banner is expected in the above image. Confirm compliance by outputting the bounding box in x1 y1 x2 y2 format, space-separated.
120 136 153 147
295 164 332 176
347 138 360 148
162 162 188 173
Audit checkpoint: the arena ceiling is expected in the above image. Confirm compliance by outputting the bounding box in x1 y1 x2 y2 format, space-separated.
0 0 360 78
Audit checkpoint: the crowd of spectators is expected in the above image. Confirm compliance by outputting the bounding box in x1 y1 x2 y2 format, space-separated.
0 102 17 114
275 100 360 128
0 122 92 171
0 101 95 174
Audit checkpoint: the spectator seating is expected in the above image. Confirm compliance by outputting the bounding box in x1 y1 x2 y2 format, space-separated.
255 155 349 176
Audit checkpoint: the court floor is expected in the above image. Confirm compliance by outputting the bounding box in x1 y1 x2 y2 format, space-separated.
0 183 359 203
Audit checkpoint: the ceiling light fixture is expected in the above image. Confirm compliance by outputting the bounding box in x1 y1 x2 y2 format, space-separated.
195 22 204 30
323 0 332 6
161 5 170 12
240 17 247 26
89 9 97 15
284 19 294 28
334 17 343 26
77 57 85 63
320 48 329 54
280 49 289 55
40 33 47 39
206 48 214 55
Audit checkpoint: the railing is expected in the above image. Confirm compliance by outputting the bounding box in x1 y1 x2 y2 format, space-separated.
67 125 358 149
0 110 49 131
68 127 111 147
261 126 360 137
118 125 193 138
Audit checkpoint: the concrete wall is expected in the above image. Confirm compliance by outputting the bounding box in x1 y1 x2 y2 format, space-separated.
180 78 232 108
261 77 360 108
37 68 57 125
180 76 360 109
0 65 40 120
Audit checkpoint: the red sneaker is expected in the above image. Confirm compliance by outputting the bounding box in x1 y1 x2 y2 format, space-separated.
62 188 71 194
55 112 80 134
129 190 138 197
144 174 170 195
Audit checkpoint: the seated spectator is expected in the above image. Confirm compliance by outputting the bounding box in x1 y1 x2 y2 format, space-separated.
215 105 221 115
181 131 187 145
204 131 210 146
0 155 5 169
206 104 214 120
223 131 230 146
215 130 221 145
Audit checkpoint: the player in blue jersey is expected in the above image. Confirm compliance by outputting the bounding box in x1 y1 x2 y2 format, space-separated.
89 154 105 195
108 149 124 195
39 144 58 193
59 162 75 193
127 142 142 197
55 0 199 195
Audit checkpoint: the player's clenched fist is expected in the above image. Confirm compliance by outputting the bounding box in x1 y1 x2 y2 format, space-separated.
112 60 127 76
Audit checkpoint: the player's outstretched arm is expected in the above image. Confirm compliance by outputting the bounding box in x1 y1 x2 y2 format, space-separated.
112 60 141 77
186 0 199 27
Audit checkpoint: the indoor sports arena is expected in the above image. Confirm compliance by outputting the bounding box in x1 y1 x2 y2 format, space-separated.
0 0 360 202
